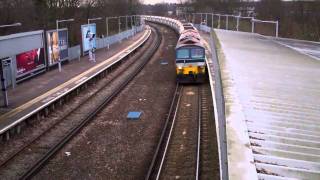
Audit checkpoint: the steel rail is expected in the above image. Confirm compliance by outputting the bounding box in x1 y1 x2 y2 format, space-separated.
196 86 201 180
0 28 153 170
16 25 162 180
155 86 183 180
0 29 151 135
144 83 180 180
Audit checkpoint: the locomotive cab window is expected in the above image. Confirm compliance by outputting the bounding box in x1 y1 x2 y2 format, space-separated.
177 49 190 58
191 48 204 58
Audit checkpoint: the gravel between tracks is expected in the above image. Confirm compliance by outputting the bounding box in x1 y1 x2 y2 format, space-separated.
33 24 178 179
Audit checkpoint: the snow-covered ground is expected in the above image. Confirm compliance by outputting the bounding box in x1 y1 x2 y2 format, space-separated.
214 29 320 180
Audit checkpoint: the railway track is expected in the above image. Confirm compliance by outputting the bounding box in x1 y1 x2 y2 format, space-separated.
146 83 218 180
0 25 161 179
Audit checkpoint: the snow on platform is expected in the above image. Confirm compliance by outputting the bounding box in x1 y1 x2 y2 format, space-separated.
214 29 320 180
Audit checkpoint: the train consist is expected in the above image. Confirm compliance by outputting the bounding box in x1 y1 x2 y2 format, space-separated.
176 23 206 83
144 16 207 83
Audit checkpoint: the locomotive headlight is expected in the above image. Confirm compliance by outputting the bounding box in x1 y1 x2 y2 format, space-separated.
199 66 206 73
177 66 183 74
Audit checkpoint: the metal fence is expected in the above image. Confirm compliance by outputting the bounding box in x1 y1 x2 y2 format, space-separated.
96 25 144 49
68 25 144 61
191 13 279 37
68 45 81 61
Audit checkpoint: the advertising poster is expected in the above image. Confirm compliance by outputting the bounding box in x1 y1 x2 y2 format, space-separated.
16 48 45 77
47 29 68 65
81 23 96 55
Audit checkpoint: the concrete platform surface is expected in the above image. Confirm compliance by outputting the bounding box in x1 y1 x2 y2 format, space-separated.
270 36 320 60
215 29 320 180
0 28 151 135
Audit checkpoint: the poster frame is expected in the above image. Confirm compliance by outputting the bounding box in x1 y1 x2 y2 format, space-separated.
81 23 97 56
46 28 69 66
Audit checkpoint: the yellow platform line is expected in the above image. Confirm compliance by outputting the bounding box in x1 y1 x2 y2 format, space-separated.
0 29 151 121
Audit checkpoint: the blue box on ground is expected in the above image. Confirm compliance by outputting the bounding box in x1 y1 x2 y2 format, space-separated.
160 59 168 65
127 111 142 120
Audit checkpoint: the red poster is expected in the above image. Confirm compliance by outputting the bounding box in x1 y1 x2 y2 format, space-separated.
16 48 45 76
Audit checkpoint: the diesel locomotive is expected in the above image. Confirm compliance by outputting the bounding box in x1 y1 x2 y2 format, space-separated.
175 23 206 83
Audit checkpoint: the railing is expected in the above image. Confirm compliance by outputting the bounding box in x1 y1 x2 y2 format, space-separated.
96 25 144 49
191 13 279 37
68 25 144 62
68 45 81 61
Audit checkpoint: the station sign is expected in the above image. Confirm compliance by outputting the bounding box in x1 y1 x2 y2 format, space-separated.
46 28 69 66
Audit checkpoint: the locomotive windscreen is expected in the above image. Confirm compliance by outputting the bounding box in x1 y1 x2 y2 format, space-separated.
191 48 204 58
177 49 189 58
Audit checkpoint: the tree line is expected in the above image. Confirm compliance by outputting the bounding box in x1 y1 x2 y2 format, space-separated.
0 0 141 45
188 0 320 41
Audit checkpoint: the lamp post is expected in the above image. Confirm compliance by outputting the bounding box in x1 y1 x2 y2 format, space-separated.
56 18 74 72
0 22 21 107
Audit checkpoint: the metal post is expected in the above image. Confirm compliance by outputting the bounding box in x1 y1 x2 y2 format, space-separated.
126 16 128 39
192 13 195 24
226 15 229 30
126 16 128 31
118 17 121 42
276 21 279 38
106 17 109 49
106 18 109 37
131 16 134 36
0 61 8 107
251 18 255 33
218 15 221 29
200 13 203 24
212 14 214 29
206 13 208 26
56 20 61 72
236 16 240 31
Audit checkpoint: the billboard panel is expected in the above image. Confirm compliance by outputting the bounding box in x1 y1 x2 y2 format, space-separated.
46 28 68 65
81 23 96 55
16 48 45 77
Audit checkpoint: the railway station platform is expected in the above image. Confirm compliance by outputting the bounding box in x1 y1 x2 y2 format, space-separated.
211 29 320 179
0 27 151 137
